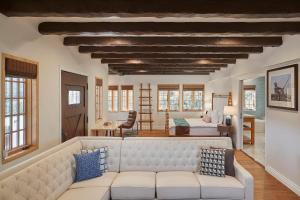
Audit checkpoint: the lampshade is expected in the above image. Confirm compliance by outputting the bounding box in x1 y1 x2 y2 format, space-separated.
224 106 236 116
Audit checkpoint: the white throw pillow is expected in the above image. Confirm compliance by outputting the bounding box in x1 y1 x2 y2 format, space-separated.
211 111 219 124
218 112 224 124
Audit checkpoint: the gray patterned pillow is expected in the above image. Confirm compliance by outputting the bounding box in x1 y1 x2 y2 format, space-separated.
81 146 108 174
200 148 226 177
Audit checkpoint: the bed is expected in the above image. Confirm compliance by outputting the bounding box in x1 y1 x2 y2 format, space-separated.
167 92 232 136
169 118 219 136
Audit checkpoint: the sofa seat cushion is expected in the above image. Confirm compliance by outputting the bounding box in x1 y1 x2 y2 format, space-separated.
111 171 156 199
70 172 118 189
58 187 109 200
196 174 244 199
156 171 201 199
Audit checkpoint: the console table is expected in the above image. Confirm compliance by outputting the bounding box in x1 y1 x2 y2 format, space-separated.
91 121 120 136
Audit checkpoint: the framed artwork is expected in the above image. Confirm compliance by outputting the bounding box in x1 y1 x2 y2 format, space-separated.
267 64 298 111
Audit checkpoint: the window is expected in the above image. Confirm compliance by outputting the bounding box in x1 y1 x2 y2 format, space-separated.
244 85 256 110
121 85 134 111
68 90 80 105
95 78 103 120
183 84 204 111
2 54 39 163
158 84 180 111
108 85 119 112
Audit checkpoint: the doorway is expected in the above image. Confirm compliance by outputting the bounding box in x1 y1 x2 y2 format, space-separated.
61 71 88 142
241 76 266 166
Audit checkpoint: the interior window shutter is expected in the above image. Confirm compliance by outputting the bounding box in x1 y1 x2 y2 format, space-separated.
5 57 38 79
244 85 256 90
121 85 133 90
183 84 205 91
96 79 103 86
109 85 118 90
157 84 179 90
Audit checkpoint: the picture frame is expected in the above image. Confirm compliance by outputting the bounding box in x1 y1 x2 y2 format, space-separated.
267 64 298 111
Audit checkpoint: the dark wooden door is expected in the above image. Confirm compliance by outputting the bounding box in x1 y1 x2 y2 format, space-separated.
61 71 88 142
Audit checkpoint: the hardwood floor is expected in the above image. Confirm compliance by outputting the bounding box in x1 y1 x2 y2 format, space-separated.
137 130 300 200
235 151 300 200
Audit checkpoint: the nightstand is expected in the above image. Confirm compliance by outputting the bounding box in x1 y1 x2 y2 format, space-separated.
217 124 233 137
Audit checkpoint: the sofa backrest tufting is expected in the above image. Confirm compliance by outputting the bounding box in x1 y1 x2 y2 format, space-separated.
0 137 122 200
120 137 232 172
80 137 122 172
0 139 82 200
0 137 232 200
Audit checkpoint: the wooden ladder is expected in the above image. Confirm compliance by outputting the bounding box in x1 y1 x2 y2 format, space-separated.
139 83 153 131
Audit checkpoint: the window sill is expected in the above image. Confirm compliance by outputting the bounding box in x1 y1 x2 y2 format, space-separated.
2 145 38 164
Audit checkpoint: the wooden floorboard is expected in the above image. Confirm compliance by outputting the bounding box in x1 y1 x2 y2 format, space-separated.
137 130 300 200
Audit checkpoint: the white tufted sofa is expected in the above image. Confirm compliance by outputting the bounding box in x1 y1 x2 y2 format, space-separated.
0 137 253 200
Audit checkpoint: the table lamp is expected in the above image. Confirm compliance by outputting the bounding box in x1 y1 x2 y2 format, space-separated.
224 106 235 126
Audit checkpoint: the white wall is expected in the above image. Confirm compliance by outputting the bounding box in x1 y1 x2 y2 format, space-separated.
0 15 109 172
208 35 300 196
108 75 210 129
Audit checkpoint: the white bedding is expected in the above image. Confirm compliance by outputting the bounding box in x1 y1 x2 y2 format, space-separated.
169 118 219 136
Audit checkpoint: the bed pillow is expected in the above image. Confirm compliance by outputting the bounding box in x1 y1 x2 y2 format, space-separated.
218 112 224 124
211 111 219 124
203 114 211 123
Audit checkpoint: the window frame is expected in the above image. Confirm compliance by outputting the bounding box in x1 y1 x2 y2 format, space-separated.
108 85 119 112
1 53 39 163
157 84 180 112
121 85 134 112
182 84 205 112
244 85 256 111
95 78 103 120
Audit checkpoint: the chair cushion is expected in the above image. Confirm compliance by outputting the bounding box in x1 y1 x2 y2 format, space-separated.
58 187 109 200
196 174 245 199
111 171 155 200
156 171 201 199
70 172 118 189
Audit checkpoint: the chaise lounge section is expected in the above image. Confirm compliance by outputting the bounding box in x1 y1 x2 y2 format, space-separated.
0 137 253 200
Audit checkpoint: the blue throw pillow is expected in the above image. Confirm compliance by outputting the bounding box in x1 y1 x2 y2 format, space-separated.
81 146 108 174
74 150 101 182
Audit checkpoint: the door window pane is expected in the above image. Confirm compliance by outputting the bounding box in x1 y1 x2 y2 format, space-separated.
19 82 25 97
19 115 25 130
12 82 18 98
12 116 18 131
19 131 24 146
12 99 18 114
5 117 11 133
5 81 11 98
5 134 10 151
5 99 11 115
12 132 18 148
68 90 80 105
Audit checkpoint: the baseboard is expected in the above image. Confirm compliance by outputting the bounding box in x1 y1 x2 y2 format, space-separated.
266 165 300 196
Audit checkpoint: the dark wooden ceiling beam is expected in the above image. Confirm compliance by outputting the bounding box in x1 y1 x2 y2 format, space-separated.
111 72 211 75
64 36 282 47
2 0 300 17
92 53 248 59
80 46 263 54
110 67 221 71
109 64 227 68
39 22 300 36
115 68 217 71
101 58 236 64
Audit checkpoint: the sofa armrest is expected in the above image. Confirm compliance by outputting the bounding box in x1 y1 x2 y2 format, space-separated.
234 159 254 200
